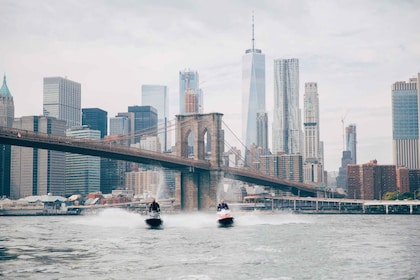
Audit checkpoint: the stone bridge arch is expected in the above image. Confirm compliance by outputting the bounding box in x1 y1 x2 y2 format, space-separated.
175 113 224 210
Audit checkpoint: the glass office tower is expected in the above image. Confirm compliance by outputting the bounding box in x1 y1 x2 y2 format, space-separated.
242 17 266 164
128 106 158 144
82 108 108 139
272 58 302 155
65 126 101 196
142 85 169 151
346 124 357 164
43 77 81 129
392 75 419 169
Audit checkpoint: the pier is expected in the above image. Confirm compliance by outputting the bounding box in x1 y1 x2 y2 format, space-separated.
234 195 420 214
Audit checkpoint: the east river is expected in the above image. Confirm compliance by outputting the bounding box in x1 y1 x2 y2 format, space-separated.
1 209 419 279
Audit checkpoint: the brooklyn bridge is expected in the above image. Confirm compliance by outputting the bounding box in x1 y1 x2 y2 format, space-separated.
0 113 333 210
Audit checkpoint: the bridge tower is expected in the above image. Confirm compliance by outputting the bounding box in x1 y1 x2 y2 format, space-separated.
175 113 224 210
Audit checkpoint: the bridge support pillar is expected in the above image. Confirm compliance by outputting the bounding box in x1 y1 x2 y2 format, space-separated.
204 170 224 210
179 172 199 211
177 170 224 211
175 113 224 210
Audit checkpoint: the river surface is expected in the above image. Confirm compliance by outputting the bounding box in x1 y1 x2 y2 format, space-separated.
1 209 419 280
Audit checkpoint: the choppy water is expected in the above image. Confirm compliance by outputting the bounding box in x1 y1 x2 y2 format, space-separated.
1 209 419 279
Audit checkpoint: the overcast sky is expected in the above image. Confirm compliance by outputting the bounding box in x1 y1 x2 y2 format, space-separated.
1 0 419 171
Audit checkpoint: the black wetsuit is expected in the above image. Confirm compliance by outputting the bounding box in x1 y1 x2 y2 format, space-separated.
149 201 160 212
217 202 229 211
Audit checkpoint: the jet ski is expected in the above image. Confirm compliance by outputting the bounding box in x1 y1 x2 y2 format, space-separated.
217 209 234 227
145 211 163 228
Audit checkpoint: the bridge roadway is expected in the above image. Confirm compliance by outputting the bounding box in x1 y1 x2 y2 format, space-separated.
0 127 325 197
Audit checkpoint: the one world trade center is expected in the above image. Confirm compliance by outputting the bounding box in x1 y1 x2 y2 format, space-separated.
242 15 266 165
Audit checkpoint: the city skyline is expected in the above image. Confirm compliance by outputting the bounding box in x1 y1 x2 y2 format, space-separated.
1 1 419 171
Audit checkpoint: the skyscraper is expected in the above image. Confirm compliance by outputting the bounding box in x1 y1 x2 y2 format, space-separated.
392 75 419 169
272 58 302 155
43 77 81 129
256 112 268 154
65 126 100 196
142 85 169 151
242 15 266 163
112 112 135 145
82 108 108 138
179 70 202 115
128 106 158 144
346 124 357 164
303 83 320 161
184 88 199 114
303 82 323 184
11 116 66 199
102 114 133 193
82 108 109 195
0 74 14 197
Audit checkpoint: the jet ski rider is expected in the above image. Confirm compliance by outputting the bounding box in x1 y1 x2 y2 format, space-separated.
217 199 229 211
149 198 160 213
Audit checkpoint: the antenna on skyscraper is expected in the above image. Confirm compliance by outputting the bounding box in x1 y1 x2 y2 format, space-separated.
252 10 255 51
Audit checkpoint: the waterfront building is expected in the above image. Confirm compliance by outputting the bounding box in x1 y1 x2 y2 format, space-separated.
347 160 397 200
0 74 14 197
272 58 302 155
242 15 266 165
396 167 410 194
409 169 420 193
65 126 100 196
128 105 158 144
82 108 108 138
392 75 419 169
10 116 66 199
303 82 324 185
260 153 303 183
142 85 169 152
179 70 202 115
43 77 81 129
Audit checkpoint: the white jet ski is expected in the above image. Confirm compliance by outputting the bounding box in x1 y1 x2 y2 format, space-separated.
217 209 234 227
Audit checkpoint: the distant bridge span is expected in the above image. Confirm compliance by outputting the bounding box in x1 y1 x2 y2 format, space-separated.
0 126 327 201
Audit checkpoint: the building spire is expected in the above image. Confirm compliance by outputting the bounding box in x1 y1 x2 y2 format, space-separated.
0 73 12 97
252 11 255 51
245 11 261 54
